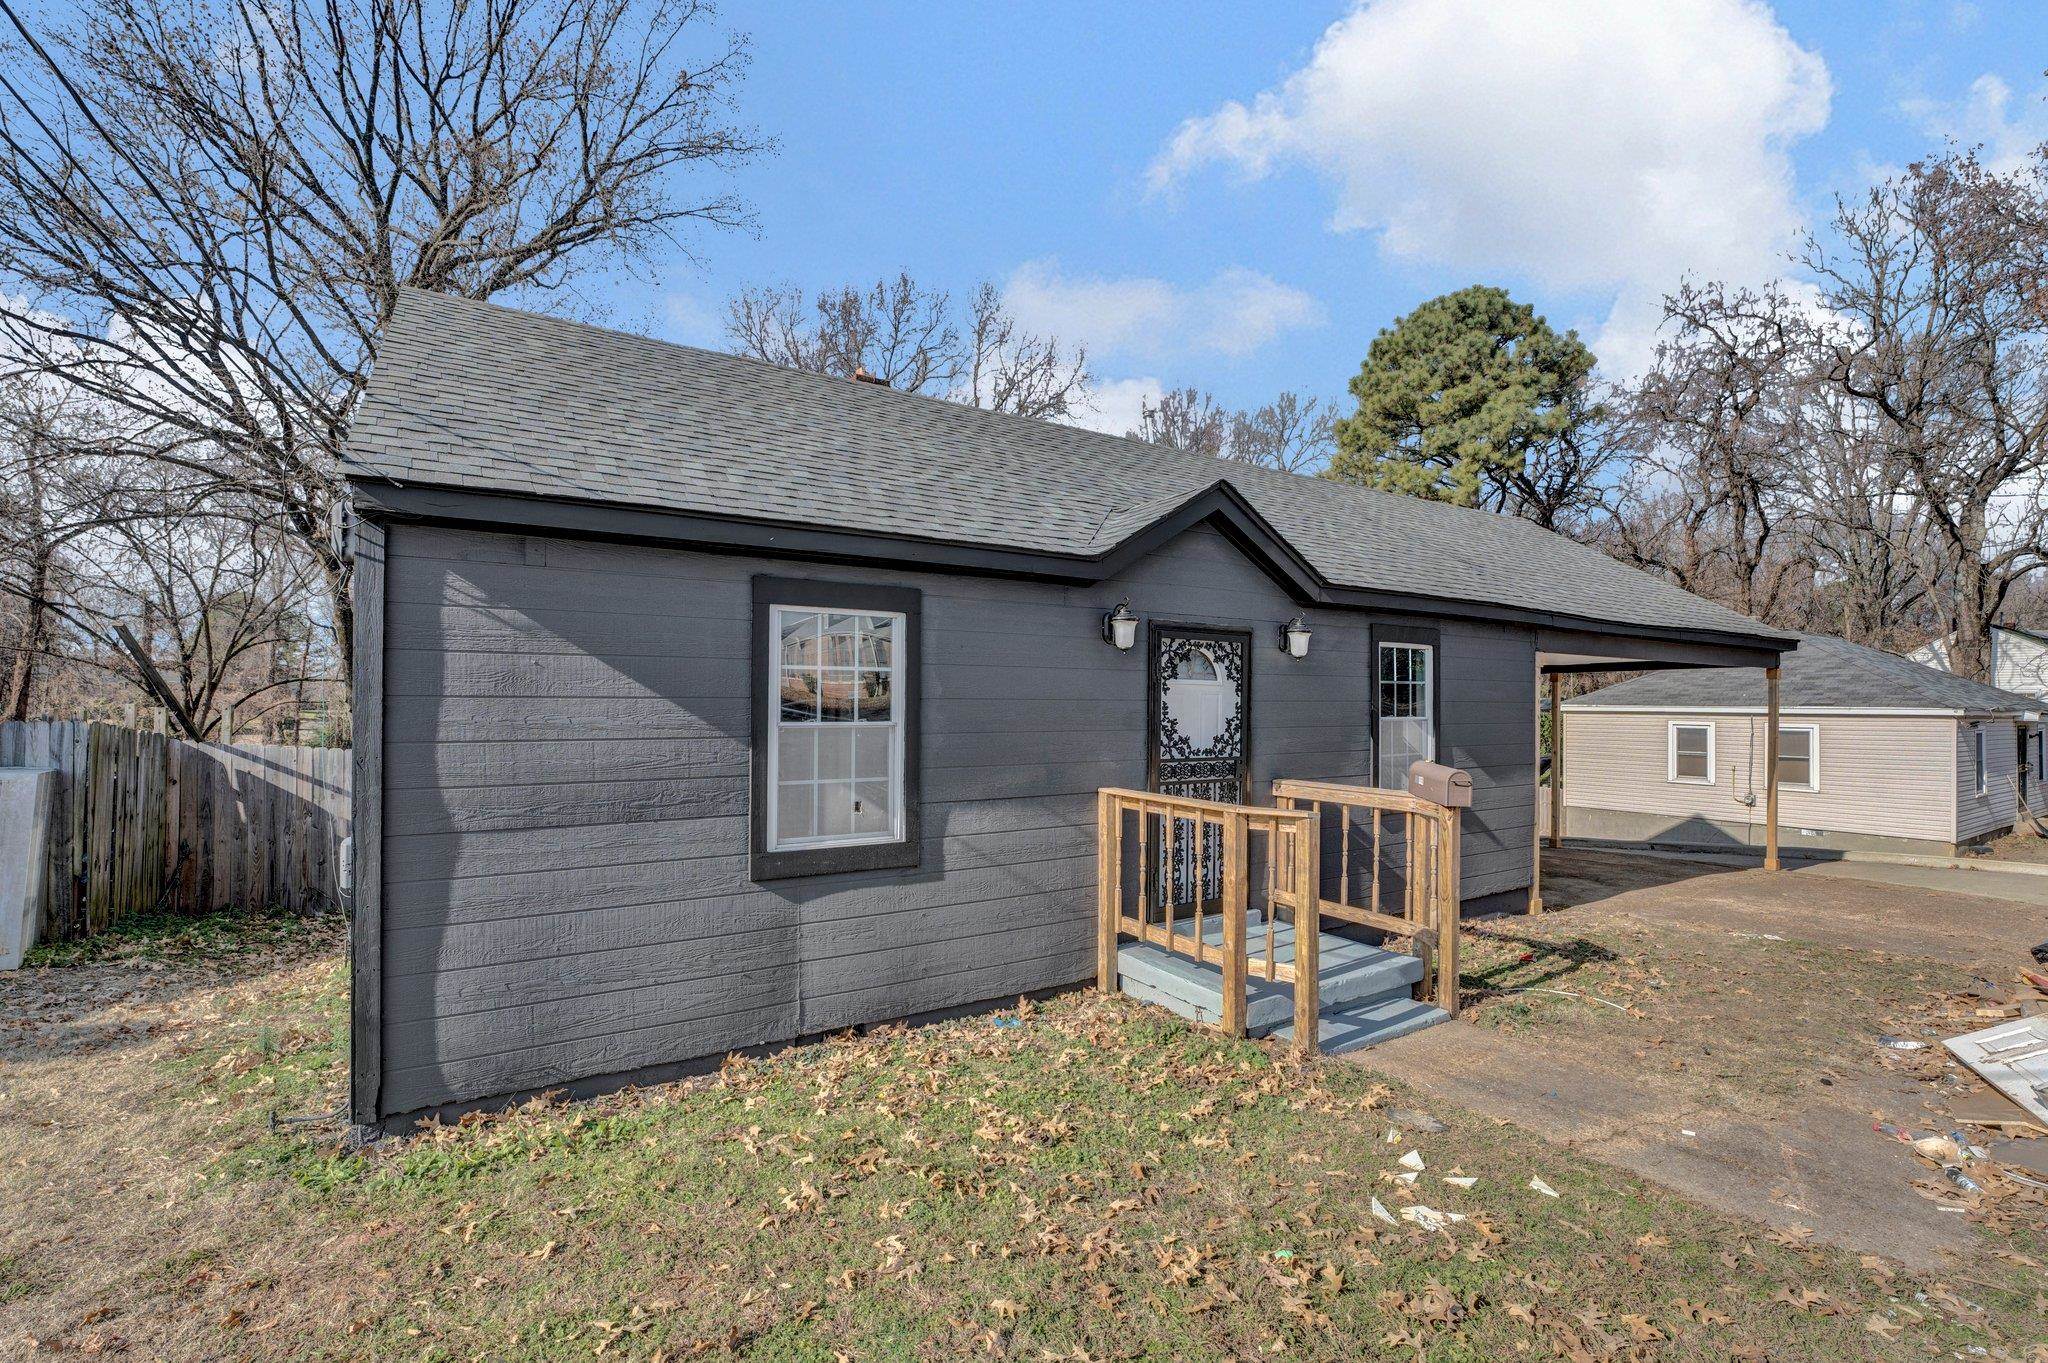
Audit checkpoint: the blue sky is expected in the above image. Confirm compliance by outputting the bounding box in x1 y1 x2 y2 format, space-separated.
591 0 2048 435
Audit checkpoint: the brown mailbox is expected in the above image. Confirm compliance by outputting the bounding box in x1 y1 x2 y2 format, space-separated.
1407 760 1473 809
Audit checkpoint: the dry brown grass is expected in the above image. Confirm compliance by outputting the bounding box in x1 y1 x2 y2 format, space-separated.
2 913 2045 1362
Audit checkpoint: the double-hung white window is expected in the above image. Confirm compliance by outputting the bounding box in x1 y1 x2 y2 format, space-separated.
1668 722 1714 784
1377 641 1435 789
752 577 921 880
1776 724 1818 791
768 606 904 850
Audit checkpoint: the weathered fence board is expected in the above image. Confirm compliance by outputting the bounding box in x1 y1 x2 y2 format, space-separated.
0 720 352 940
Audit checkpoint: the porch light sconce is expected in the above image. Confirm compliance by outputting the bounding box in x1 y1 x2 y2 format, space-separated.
1102 601 1139 651
1280 615 1312 659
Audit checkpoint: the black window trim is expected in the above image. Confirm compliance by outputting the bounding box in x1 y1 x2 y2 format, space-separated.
1369 622 1442 789
750 574 923 881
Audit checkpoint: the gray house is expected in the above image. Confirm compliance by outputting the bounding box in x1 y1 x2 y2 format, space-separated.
342 289 1794 1129
1559 633 2043 856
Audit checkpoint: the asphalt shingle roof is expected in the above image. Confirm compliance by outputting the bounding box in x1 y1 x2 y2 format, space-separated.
1567 632 2043 715
345 288 1794 646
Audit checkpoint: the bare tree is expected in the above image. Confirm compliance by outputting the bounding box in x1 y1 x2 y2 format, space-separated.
1795 151 2048 680
1781 382 1931 648
0 380 63 717
960 283 1090 419
0 0 767 685
1607 282 1811 626
1225 392 1336 474
1131 387 1228 459
725 273 1089 419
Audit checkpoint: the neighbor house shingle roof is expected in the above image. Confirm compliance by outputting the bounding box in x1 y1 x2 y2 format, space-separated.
345 288 1795 647
1567 632 2043 715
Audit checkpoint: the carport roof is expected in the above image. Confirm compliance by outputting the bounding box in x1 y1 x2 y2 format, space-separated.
1568 632 2043 715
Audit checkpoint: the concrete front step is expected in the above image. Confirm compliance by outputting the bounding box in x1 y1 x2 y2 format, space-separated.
1270 995 1450 1055
1114 912 1433 1050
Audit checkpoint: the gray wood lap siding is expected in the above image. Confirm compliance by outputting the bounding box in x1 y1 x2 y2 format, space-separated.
373 520 1536 1120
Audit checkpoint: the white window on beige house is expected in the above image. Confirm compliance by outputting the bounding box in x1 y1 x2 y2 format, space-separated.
1972 722 1987 797
1777 724 1818 791
1667 721 1714 784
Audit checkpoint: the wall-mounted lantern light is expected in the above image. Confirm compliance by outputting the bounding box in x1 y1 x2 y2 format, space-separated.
1102 601 1139 651
1280 615 1312 659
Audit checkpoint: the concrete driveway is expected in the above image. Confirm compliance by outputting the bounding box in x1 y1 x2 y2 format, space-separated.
1787 855 2048 911
1356 847 2046 1271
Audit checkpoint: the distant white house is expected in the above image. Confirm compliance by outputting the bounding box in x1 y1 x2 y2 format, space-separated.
1557 633 2044 857
1910 624 2048 703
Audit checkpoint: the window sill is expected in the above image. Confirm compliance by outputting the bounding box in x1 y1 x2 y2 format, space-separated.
752 838 921 882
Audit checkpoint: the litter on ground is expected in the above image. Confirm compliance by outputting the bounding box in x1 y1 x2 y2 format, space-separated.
1387 1107 1446 1133
1398 1149 1426 1172
1398 1205 1462 1232
1528 1176 1559 1198
1943 1015 2048 1126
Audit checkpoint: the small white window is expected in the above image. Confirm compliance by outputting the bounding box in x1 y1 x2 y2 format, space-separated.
1377 642 1434 788
1972 723 1987 797
768 606 905 850
1668 722 1714 784
1776 724 1818 791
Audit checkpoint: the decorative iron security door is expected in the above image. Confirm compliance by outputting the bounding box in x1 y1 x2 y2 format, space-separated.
1147 627 1251 907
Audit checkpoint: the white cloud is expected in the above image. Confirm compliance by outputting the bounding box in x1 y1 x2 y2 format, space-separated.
1004 259 1322 362
661 288 723 347
1066 374 1164 438
1146 0 1832 374
1901 73 2048 173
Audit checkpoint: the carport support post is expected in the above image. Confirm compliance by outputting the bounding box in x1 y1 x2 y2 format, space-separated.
1528 664 1544 914
1764 666 1782 871
1546 672 1564 849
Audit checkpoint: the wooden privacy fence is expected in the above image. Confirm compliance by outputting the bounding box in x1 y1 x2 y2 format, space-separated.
0 720 351 941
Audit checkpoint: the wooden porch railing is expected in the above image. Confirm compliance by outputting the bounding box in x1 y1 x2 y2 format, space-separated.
1094 788 1320 1046
1269 779 1461 1014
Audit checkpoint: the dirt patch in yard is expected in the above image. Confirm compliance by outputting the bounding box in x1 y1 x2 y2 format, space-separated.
1363 848 2048 1276
4 907 2044 1361
1978 828 2048 866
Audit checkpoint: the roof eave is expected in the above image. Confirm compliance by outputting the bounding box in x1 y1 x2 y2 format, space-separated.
344 473 1797 653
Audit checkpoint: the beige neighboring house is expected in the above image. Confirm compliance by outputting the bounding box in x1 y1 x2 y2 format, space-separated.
1909 624 2048 702
1558 633 2044 857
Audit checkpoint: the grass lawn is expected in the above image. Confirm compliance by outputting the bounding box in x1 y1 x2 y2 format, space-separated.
5 915 2046 1361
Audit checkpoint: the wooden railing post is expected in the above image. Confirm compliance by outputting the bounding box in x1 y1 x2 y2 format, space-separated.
1292 810 1320 1051
1096 791 1119 992
1221 812 1247 1036
1437 809 1461 1015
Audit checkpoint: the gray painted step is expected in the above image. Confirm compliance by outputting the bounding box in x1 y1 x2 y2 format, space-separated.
1114 912 1426 1041
1270 995 1450 1055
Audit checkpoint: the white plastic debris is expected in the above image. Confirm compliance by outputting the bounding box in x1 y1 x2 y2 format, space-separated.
1370 1196 1398 1226
1529 1176 1560 1198
1398 1149 1426 1172
1384 1127 1401 1144
1444 1176 1477 1189
1393 1170 1420 1184
1399 1206 1451 1232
